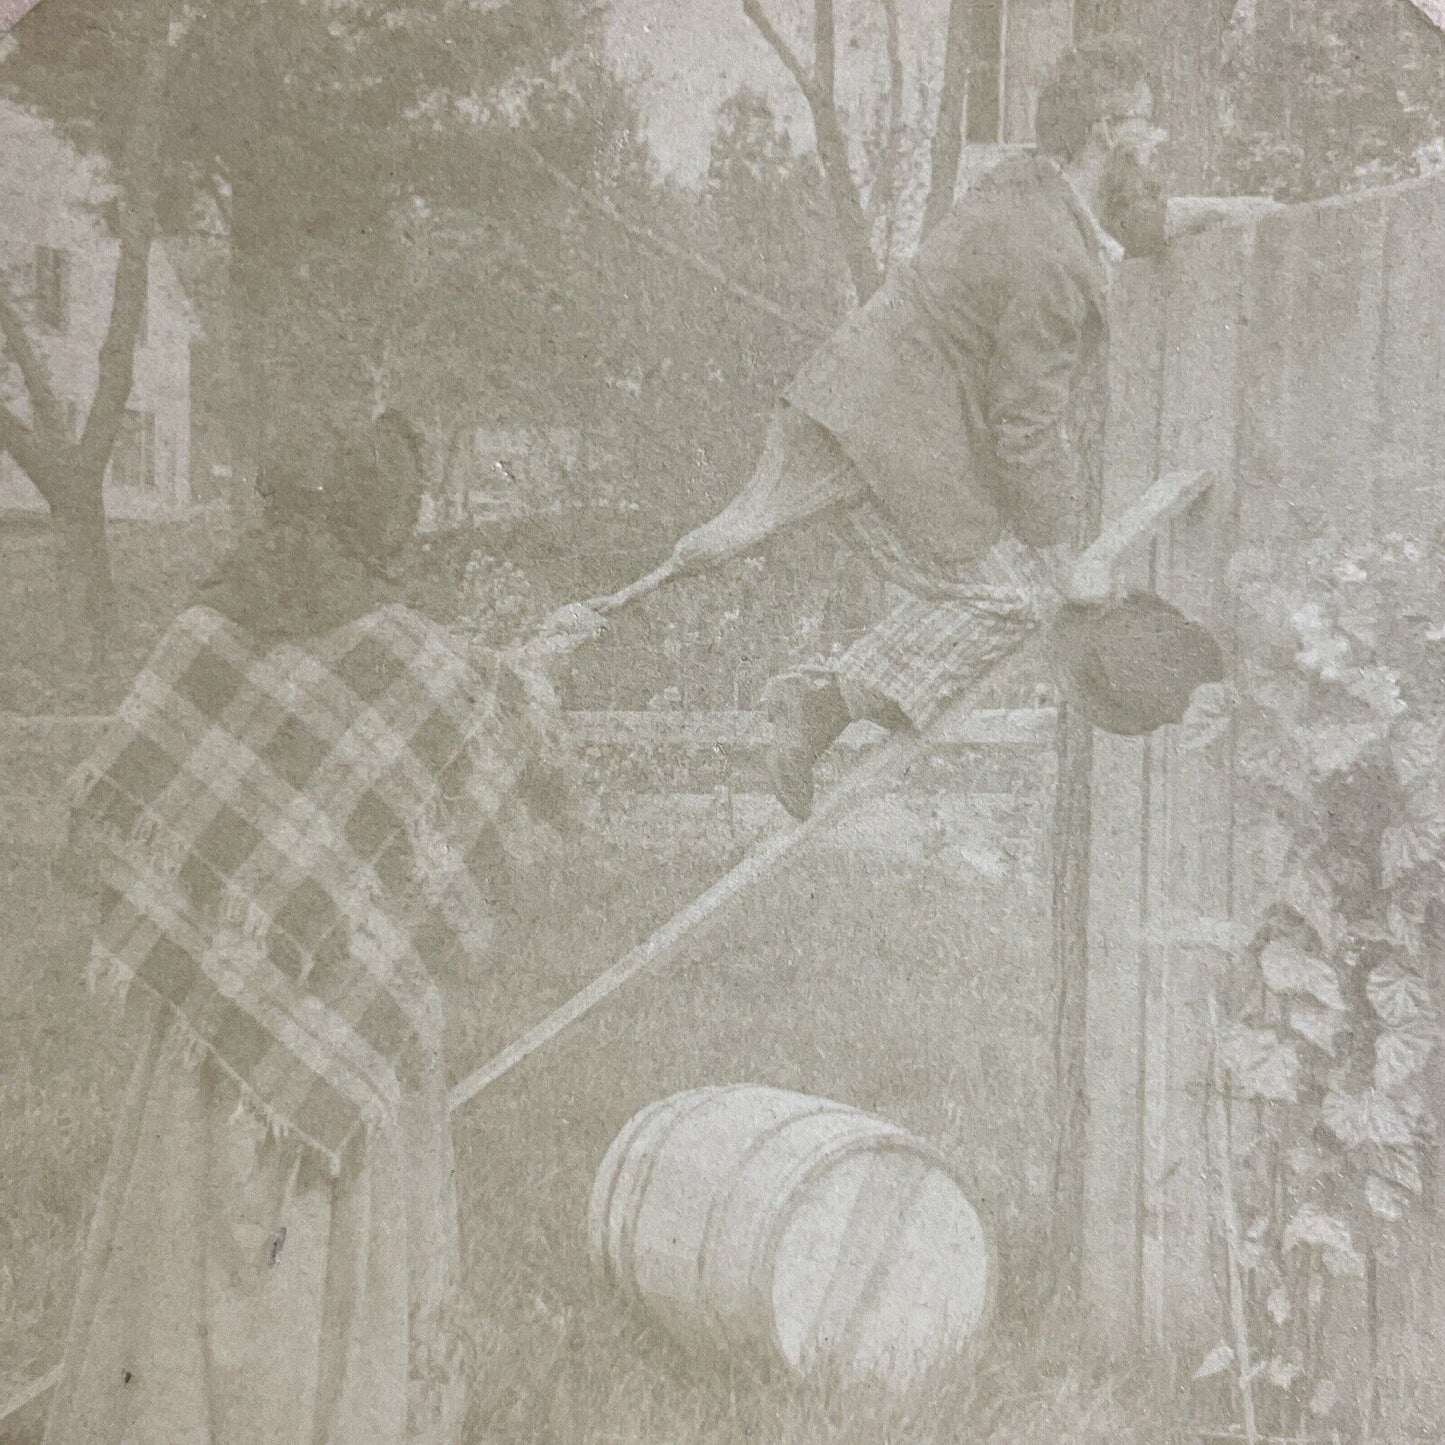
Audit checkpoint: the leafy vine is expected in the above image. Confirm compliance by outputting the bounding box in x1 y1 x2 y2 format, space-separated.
1181 532 1444 1439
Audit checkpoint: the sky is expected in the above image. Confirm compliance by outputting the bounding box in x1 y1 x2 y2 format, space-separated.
602 0 954 186
2 0 957 193
0 0 41 36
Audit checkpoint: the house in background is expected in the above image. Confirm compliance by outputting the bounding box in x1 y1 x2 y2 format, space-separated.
955 0 1075 188
0 100 204 521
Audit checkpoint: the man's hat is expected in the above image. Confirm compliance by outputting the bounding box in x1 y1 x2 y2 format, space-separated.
1047 591 1224 736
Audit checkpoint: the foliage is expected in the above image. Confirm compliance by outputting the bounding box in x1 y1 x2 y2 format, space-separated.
1214 0 1445 200
1179 530 1445 1431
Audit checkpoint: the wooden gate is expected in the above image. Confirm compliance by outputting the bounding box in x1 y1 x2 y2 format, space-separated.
1082 174 1445 1424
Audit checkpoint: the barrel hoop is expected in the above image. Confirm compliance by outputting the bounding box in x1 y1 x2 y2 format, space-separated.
752 1134 978 1364
694 1100 857 1351
616 1086 753 1309
590 1093 677 1291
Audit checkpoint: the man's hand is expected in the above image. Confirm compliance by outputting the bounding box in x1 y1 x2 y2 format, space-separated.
1166 195 1285 241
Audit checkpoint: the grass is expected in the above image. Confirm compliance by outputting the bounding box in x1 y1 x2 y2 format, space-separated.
0 680 1184 1443
444 825 1188 1445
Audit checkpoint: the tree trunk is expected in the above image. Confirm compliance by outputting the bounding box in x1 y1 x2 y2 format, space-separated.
49 476 117 694
740 0 883 302
921 0 971 239
813 108 885 302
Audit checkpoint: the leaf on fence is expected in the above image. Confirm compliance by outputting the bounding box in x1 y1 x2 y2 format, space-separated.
1283 1206 1364 1278
1265 1354 1300 1390
1289 1000 1346 1054
1262 938 1344 1009
1391 719 1445 791
1369 1140 1423 1197
1193 1343 1235 1381
1279 856 1343 954
1249 670 1310 722
1382 818 1445 887
1309 1378 1338 1418
1344 664 1406 719
1374 1024 1436 1094
1293 603 1352 681
1366 1174 1411 1222
1335 590 1380 649
1221 1026 1299 1102
1323 1088 1413 1150
1178 682 1236 752
1302 721 1385 777
1287 1143 1330 1181
1237 730 1315 801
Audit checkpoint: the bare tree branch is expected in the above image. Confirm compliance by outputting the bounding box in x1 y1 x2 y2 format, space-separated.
78 23 174 476
922 0 971 238
0 282 66 439
813 0 835 106
518 139 828 341
809 112 883 301
870 0 905 259
741 0 817 106
742 0 883 301
0 403 53 497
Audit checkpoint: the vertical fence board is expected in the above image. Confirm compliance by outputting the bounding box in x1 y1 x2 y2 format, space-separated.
1377 182 1445 535
1279 199 1390 534
1082 258 1166 1335
1145 225 1250 1357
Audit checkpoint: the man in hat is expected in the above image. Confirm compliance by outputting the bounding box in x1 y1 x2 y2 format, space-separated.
550 36 1244 815
737 35 1237 818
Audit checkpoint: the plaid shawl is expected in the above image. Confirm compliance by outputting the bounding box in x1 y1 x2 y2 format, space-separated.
65 603 556 1173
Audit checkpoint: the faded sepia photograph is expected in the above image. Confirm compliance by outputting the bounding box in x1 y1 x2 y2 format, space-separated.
2 0 1443 1441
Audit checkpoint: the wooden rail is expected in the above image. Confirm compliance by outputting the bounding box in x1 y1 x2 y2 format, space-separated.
0 706 1053 751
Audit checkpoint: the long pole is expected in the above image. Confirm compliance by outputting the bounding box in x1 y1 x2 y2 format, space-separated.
449 640 1044 1113
450 470 1211 1115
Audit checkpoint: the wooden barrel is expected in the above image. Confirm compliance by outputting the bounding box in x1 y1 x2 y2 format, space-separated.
587 1085 994 1387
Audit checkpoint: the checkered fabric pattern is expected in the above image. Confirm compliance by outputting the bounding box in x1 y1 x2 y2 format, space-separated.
64 603 551 1173
829 533 1055 729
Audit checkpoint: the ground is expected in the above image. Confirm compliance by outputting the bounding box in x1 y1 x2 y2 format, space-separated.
0 764 1189 1443
0 517 1180 1443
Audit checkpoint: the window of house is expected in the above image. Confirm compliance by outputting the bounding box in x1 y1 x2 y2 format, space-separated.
34 246 70 333
965 0 1008 145
111 408 156 490
964 0 1075 148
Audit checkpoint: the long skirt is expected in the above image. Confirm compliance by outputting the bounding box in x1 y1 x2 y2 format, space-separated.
43 996 469 1445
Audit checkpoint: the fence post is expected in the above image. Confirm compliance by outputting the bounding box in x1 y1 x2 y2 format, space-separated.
1045 334 1110 1305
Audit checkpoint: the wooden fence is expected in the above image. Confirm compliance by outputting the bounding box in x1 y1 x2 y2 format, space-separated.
1082 172 1445 1428
0 706 1053 858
